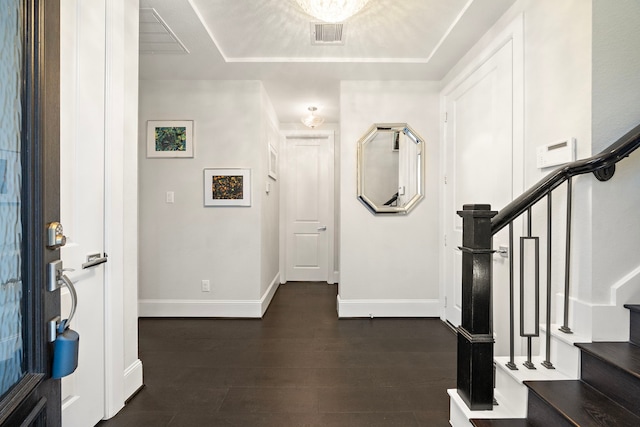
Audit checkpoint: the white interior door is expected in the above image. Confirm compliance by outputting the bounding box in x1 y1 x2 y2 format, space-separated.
284 134 334 282
59 2 106 425
443 40 515 330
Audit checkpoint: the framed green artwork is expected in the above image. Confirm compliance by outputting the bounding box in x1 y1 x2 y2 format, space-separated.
146 120 194 158
203 168 251 207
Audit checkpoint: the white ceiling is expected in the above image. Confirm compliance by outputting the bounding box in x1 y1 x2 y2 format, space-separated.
138 0 517 123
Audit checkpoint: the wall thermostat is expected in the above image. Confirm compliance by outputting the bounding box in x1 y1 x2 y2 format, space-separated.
536 138 576 169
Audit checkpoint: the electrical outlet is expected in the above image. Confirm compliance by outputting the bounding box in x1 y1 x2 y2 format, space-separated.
166 191 174 203
201 280 210 292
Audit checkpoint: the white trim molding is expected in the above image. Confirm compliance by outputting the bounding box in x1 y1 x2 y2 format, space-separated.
139 276 280 318
123 359 143 402
261 274 280 316
337 296 440 318
139 299 263 318
280 129 336 285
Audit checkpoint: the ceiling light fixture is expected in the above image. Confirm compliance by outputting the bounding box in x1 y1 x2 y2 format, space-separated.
295 0 371 23
301 106 325 128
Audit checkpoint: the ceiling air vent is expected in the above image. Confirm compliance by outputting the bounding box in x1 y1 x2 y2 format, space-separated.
311 22 345 45
139 8 189 54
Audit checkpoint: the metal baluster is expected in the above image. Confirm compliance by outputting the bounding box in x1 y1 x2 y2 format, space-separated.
560 178 573 334
542 193 555 369
506 221 517 370
522 208 537 370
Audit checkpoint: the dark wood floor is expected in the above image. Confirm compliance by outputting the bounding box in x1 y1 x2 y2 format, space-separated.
98 282 456 426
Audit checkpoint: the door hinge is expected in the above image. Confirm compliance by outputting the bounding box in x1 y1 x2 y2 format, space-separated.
444 234 447 247
444 112 448 123
444 175 447 185
444 296 448 308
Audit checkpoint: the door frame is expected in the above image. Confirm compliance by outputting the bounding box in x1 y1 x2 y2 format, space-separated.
0 0 61 425
279 130 336 284
439 14 524 324
57 0 142 420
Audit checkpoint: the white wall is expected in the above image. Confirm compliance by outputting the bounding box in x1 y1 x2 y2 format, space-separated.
591 0 640 303
339 81 441 317
518 0 593 309
138 80 279 317
589 0 640 339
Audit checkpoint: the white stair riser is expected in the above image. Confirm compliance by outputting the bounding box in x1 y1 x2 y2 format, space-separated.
495 363 528 415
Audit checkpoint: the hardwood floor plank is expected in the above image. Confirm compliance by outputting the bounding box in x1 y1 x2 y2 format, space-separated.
98 283 457 426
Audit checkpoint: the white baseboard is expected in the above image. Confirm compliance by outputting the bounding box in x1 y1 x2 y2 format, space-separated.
331 270 339 284
336 296 439 318
260 274 280 316
123 359 143 402
138 299 261 317
140 274 280 318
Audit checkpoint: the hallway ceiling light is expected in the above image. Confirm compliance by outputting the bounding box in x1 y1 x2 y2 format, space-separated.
295 0 371 23
301 106 325 128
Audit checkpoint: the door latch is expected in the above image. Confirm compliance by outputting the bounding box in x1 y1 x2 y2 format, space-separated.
47 260 75 292
496 245 509 258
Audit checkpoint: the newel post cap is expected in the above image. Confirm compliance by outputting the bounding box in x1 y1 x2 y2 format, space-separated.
457 204 498 218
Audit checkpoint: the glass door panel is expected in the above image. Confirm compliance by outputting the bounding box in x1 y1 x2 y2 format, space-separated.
0 0 25 399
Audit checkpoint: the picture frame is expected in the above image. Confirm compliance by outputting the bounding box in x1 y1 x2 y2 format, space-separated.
203 168 251 207
268 144 278 180
147 120 194 158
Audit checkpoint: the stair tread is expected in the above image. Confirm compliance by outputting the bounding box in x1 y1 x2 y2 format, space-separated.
525 380 640 426
470 419 533 427
576 342 640 379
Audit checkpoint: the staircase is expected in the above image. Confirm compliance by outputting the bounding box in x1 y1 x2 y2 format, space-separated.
469 304 640 426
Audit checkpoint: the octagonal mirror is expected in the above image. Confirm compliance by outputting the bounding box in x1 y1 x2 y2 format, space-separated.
357 123 425 214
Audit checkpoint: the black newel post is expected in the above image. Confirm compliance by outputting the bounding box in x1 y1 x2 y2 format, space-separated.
456 204 497 410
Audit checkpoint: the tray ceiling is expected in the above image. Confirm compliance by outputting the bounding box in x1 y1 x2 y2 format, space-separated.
139 0 517 123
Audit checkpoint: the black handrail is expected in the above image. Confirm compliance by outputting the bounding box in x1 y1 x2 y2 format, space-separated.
492 123 640 234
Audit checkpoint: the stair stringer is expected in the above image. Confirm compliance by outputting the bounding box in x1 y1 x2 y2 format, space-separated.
591 264 640 341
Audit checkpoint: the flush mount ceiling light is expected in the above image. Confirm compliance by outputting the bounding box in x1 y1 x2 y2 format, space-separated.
295 0 371 23
301 106 325 128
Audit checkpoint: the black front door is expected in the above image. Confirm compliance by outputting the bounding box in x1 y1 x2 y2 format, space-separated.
0 0 61 425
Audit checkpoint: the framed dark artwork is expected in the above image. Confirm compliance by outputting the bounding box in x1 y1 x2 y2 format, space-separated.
203 168 251 206
146 120 194 158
